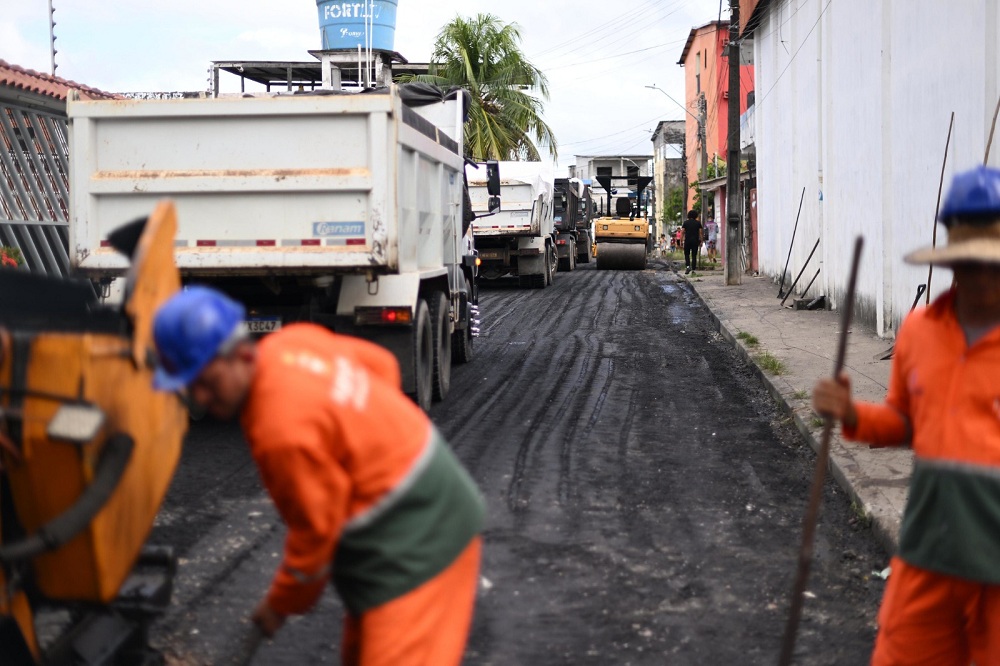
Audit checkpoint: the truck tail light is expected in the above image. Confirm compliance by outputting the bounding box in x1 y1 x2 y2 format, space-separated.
354 307 413 326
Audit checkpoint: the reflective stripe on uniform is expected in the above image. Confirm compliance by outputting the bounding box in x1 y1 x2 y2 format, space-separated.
342 429 437 535
283 562 331 584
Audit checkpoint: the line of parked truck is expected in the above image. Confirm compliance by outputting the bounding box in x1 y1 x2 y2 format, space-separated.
467 161 597 288
65 84 650 420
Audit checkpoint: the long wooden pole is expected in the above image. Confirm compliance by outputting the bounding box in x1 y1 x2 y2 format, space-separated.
985 97 1000 166
779 238 820 307
778 237 864 666
230 625 264 666
800 268 821 300
778 187 806 298
927 113 955 304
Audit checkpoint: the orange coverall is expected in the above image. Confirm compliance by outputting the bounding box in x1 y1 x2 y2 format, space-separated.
842 289 1000 665
240 323 484 666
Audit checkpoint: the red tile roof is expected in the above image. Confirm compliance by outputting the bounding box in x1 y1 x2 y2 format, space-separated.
0 59 119 101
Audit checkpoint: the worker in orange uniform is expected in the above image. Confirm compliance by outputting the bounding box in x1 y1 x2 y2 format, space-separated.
813 165 1000 665
152 286 484 665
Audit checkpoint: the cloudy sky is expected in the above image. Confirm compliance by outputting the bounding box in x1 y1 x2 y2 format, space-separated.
2 0 725 174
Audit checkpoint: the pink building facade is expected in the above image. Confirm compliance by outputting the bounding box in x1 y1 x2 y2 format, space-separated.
677 21 755 199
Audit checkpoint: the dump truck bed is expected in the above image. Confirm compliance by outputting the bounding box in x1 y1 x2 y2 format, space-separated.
68 89 465 278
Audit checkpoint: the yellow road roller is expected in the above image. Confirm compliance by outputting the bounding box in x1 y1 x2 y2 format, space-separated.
0 201 188 665
593 175 653 270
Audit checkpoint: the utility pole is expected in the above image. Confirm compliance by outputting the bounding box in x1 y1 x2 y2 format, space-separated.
725 0 742 285
48 0 58 76
699 93 708 234
681 134 688 217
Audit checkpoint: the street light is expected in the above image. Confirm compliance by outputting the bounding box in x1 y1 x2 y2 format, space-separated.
645 85 700 124
647 83 707 230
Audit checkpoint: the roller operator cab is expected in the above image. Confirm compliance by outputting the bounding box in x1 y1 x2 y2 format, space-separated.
593 175 653 270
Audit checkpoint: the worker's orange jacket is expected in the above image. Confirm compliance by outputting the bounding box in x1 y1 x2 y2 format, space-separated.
844 289 1000 582
240 324 484 616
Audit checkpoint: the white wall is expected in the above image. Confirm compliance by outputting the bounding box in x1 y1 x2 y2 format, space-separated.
753 0 1000 336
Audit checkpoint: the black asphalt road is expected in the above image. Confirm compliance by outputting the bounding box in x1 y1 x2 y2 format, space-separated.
150 259 886 665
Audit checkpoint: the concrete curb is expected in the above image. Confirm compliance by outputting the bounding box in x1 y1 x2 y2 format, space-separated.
683 275 901 556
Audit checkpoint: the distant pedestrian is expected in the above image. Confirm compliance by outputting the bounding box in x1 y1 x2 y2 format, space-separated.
705 219 719 265
812 165 1000 665
681 210 703 275
659 234 668 257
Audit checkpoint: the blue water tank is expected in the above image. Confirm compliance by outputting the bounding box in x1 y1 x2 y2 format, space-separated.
316 1 399 51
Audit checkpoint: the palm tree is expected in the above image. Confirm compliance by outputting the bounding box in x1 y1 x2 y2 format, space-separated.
402 14 557 161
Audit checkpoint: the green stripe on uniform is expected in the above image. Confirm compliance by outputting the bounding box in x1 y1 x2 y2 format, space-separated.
332 431 485 615
900 458 1000 582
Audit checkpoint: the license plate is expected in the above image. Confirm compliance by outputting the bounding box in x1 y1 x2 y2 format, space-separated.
479 250 503 260
243 318 281 334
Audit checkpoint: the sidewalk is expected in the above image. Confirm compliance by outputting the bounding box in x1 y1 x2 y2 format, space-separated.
679 262 911 556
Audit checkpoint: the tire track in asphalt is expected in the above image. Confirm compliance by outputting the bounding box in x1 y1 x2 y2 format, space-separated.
439 340 536 447
477 286 535 337
505 333 586 515
486 267 624 518
434 286 545 447
441 269 599 464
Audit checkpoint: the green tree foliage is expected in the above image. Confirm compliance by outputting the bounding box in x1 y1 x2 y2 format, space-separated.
688 157 727 214
399 14 557 161
664 187 685 226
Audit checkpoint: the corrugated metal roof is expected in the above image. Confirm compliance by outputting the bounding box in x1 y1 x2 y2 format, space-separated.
0 59 118 101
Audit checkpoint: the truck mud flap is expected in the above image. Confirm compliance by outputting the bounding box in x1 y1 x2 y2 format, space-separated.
334 318 417 394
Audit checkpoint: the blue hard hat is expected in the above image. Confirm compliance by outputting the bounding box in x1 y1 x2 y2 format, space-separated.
152 286 245 391
938 165 1000 224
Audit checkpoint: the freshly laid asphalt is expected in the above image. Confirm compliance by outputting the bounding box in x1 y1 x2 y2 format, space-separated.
677 258 910 556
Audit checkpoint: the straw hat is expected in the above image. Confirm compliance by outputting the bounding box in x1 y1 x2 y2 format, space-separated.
905 165 1000 266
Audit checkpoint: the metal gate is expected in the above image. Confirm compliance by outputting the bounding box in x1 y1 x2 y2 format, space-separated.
0 102 71 277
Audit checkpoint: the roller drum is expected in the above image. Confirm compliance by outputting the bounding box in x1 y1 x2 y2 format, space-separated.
595 243 646 270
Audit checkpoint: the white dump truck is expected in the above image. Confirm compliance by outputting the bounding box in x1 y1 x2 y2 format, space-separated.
67 84 499 410
468 161 556 288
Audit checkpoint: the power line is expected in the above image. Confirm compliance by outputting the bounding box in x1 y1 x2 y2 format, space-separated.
533 0 687 63
753 0 832 113
738 0 806 46
546 38 688 71
713 0 831 158
540 2 689 66
530 0 664 59
550 36 689 85
559 112 676 147
578 127 658 157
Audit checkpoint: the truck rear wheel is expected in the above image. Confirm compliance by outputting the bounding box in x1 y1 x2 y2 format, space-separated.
452 278 475 365
429 292 451 402
578 239 591 263
558 240 577 272
409 299 434 411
